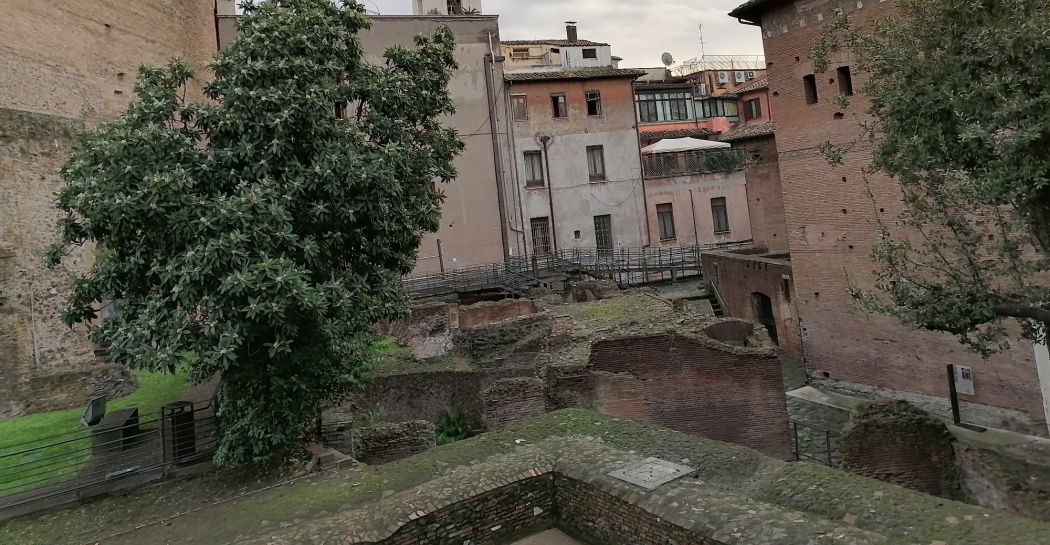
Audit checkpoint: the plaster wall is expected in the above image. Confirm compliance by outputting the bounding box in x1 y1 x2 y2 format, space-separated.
644 170 751 246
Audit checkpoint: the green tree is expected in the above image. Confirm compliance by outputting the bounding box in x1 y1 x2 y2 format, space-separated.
810 0 1050 355
48 0 464 464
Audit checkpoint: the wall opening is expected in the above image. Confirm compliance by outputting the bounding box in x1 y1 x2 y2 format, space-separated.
752 292 778 344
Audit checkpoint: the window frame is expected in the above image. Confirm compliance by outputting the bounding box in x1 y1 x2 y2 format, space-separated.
523 150 545 188
586 145 607 182
582 48 598 59
743 98 762 121
711 197 730 234
551 93 568 118
657 203 676 241
511 94 529 120
635 90 692 123
585 90 602 116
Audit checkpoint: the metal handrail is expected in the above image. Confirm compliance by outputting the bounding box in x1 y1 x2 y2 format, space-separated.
401 241 751 298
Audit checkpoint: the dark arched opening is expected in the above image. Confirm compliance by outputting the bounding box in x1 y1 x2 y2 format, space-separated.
752 292 778 344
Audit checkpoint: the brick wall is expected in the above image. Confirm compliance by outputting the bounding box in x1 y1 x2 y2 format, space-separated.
354 370 489 426
556 475 715 545
458 299 536 330
735 135 789 252
379 475 556 545
552 330 792 459
954 442 1050 523
483 377 547 431
703 250 803 359
840 401 963 499
755 0 1047 435
352 421 436 465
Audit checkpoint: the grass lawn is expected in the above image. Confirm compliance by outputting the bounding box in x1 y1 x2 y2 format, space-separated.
0 370 190 496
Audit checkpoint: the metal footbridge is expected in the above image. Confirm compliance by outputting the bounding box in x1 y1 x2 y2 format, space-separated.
401 241 752 299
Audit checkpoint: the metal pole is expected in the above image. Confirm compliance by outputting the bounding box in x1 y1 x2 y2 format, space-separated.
947 364 961 426
437 239 445 273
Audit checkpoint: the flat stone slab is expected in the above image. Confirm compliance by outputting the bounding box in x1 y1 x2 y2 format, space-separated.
607 457 694 490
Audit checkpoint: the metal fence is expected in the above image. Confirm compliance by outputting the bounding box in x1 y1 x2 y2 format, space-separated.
401 241 752 299
0 400 217 513
791 421 841 467
641 148 751 179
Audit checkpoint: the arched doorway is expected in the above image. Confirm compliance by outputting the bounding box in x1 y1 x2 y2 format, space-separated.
752 292 778 344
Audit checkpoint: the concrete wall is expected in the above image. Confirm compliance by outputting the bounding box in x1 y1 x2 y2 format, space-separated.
0 0 217 419
359 16 510 270
753 0 1048 435
644 170 752 246
508 76 647 251
703 250 803 359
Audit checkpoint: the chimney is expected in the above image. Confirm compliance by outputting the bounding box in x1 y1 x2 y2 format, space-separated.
565 21 578 43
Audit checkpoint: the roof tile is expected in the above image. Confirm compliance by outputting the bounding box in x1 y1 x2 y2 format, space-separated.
503 39 610 47
504 67 647 82
716 121 776 142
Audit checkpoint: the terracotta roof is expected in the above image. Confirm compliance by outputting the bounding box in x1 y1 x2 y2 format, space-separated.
728 0 782 23
505 67 647 82
639 128 717 140
717 121 776 142
503 39 609 47
733 76 768 94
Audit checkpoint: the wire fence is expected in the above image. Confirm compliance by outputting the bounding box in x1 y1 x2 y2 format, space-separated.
0 400 217 513
401 241 752 299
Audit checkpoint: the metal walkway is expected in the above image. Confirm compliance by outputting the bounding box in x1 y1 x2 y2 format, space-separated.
401 241 752 299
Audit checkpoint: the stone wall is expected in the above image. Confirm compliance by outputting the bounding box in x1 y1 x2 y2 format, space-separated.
840 400 964 500
483 377 546 431
352 421 436 465
955 442 1050 522
375 302 457 360
1 0 216 419
556 475 716 545
549 323 793 460
0 109 137 420
354 370 491 427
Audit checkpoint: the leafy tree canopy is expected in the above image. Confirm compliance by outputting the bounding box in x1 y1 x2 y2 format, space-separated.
811 0 1050 356
48 0 464 464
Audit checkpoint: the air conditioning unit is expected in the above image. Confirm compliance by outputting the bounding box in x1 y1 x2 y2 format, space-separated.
746 70 756 79
716 71 729 84
734 71 746 83
692 83 709 97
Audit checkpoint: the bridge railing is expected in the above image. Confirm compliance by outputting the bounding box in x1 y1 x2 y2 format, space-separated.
401 241 752 298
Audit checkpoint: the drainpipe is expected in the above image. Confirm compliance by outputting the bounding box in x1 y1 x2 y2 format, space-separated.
505 81 529 260
540 136 559 251
484 33 511 261
635 133 652 247
689 189 699 244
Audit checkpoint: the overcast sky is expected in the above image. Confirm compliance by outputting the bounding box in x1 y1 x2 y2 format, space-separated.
363 0 763 68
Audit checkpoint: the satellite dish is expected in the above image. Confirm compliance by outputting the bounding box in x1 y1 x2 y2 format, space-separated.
661 52 675 67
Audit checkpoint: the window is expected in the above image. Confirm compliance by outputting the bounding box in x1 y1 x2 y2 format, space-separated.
711 197 730 234
511 47 530 59
744 98 762 120
551 48 560 53
657 203 676 240
586 146 606 181
582 48 597 59
586 91 602 116
551 93 568 118
803 74 818 105
837 66 854 96
524 151 544 187
593 215 612 250
511 94 528 120
635 91 692 123
531 217 552 254
699 98 738 120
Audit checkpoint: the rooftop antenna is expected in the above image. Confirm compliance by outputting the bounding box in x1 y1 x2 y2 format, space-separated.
698 24 707 69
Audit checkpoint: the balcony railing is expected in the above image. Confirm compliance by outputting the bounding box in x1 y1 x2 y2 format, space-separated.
642 148 750 179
